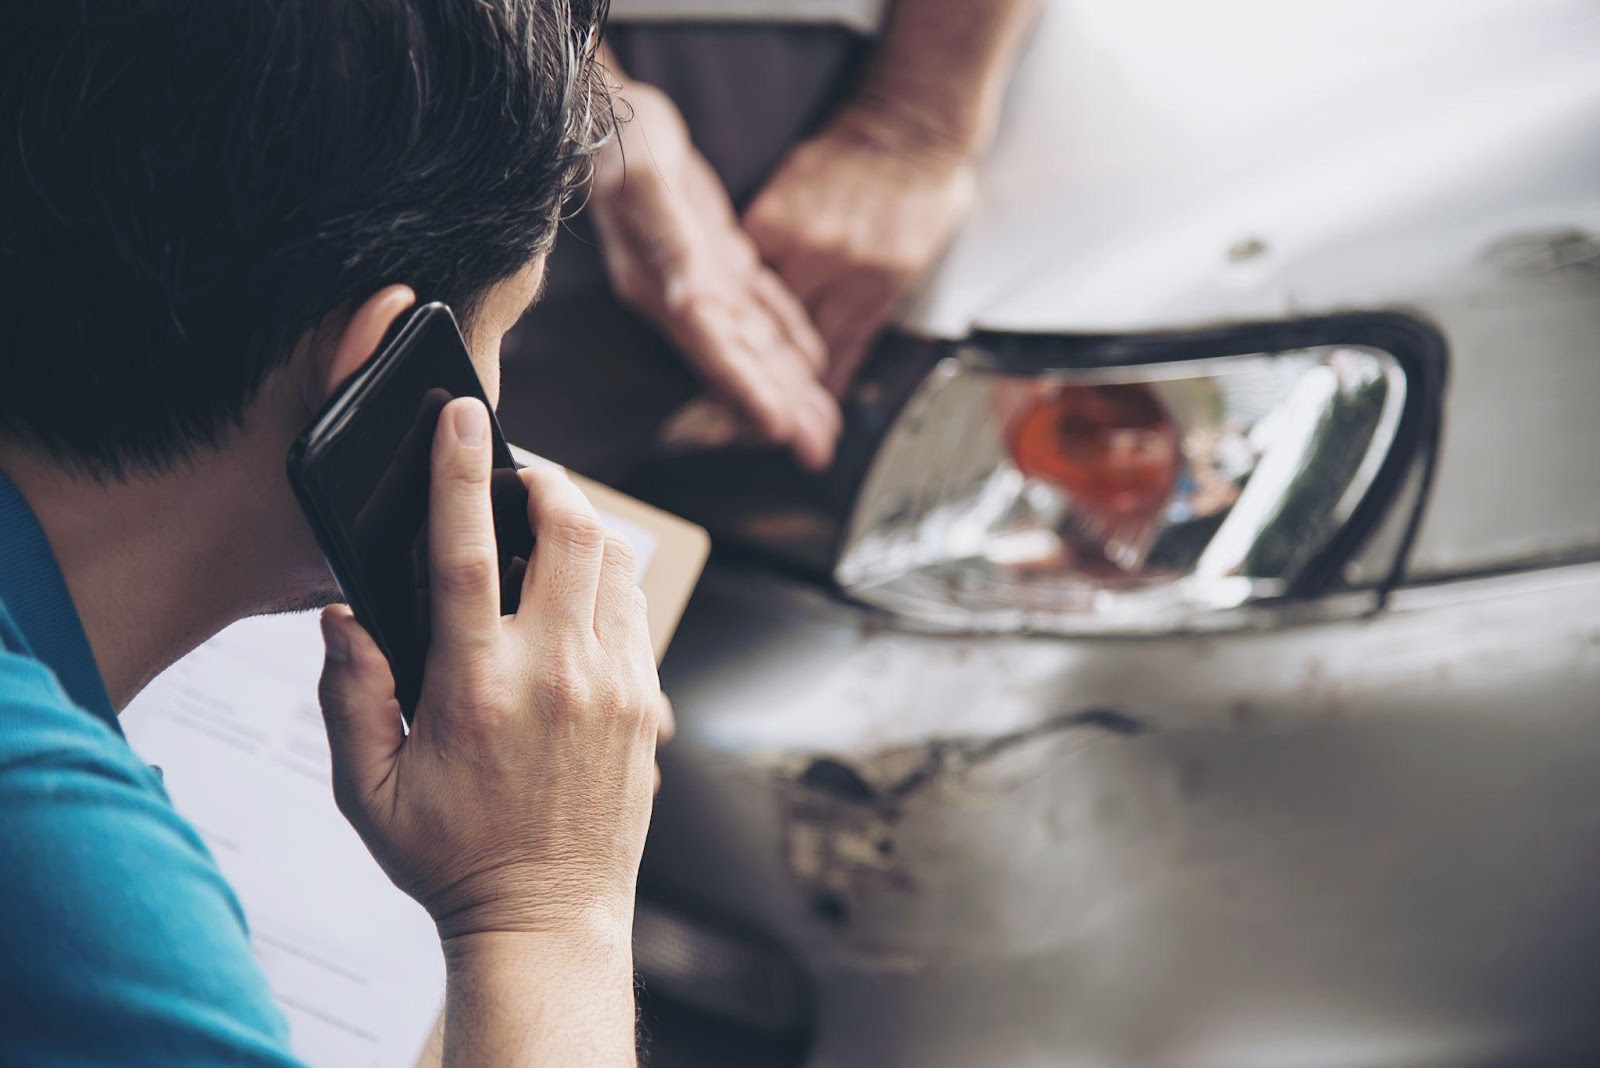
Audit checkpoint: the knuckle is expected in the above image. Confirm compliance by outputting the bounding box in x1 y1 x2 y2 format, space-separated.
660 277 708 316
432 549 497 598
548 512 606 552
656 693 677 742
443 668 515 726
317 689 355 731
602 533 637 571
587 657 634 718
596 676 629 718
459 697 513 737
330 776 364 823
636 692 661 738
316 672 342 710
538 652 596 711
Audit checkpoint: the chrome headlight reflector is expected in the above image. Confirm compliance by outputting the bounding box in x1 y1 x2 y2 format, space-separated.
835 319 1441 635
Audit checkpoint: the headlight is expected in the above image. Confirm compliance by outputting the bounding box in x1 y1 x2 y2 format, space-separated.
835 315 1444 634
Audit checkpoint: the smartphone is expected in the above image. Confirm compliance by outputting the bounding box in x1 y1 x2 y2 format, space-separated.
287 302 533 719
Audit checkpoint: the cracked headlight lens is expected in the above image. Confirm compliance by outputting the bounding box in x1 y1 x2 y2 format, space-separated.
834 343 1411 634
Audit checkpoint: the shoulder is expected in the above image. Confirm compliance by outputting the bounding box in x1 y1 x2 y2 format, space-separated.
0 643 136 768
0 644 172 819
0 646 300 1066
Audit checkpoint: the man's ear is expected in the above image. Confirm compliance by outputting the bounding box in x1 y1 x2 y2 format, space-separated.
323 285 418 398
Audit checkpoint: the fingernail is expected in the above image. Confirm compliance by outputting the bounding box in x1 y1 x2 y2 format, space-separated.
321 614 351 663
452 400 488 447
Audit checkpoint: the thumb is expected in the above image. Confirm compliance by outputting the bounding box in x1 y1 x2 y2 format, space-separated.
317 606 405 817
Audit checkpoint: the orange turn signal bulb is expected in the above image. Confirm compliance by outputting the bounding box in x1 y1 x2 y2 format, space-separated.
1006 383 1180 522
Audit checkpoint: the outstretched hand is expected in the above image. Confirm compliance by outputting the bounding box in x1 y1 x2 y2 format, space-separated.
590 81 841 470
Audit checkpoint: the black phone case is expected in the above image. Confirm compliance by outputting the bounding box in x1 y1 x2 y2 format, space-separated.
286 303 532 719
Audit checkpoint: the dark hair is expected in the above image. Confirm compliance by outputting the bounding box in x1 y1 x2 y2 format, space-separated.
0 0 610 477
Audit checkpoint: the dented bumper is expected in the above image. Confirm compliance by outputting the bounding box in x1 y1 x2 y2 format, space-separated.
643 558 1600 1067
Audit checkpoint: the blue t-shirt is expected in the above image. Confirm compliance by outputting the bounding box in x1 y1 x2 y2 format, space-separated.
0 470 301 1065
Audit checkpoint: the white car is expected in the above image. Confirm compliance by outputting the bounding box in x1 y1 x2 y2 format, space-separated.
526 1 1600 1065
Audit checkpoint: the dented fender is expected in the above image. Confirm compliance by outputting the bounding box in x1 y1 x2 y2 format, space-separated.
643 559 1600 1066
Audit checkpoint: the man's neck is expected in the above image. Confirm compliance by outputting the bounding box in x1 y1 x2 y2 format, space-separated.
0 437 321 711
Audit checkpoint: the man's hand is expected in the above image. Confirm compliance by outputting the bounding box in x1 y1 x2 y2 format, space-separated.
742 105 977 396
317 397 657 1063
590 80 841 470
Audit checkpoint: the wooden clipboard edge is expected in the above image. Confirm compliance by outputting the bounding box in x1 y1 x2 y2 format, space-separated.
569 471 710 664
507 446 709 665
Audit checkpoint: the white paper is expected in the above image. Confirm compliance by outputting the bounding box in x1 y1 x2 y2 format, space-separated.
124 613 445 1068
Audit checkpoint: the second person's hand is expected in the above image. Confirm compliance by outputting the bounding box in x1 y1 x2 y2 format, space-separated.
743 102 978 396
589 79 841 471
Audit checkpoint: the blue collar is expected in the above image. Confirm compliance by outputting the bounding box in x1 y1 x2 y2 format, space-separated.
0 467 118 729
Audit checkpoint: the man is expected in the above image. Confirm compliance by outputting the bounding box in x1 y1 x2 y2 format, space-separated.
550 0 1039 471
0 2 659 1064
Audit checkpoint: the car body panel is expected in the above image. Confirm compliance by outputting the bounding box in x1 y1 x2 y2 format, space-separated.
649 560 1600 1067
912 0 1600 338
